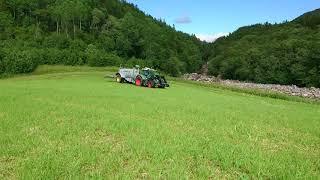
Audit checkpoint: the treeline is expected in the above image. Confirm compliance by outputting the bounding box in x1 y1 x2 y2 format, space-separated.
0 0 204 76
207 9 320 87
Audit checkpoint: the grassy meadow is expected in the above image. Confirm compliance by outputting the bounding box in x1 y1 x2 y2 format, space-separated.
0 66 319 179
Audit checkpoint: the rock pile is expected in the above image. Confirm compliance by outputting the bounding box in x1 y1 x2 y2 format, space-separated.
184 73 320 99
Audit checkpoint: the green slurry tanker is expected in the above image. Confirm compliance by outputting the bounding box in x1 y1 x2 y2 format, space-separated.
116 66 169 88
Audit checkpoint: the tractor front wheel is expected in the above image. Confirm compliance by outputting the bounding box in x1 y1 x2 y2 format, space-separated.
147 80 154 88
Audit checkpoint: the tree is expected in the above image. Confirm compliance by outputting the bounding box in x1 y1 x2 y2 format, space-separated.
0 11 13 32
164 56 182 77
91 8 105 30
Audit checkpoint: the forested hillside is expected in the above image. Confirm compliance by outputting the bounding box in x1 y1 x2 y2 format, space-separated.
0 0 319 88
0 0 204 76
207 9 320 87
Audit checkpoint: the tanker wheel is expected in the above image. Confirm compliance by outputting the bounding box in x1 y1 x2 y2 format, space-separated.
135 76 142 86
147 80 154 88
116 74 123 83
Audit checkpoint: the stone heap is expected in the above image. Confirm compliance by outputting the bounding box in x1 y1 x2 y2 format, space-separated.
184 73 320 99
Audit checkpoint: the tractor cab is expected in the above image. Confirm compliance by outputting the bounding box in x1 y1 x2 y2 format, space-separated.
141 68 159 78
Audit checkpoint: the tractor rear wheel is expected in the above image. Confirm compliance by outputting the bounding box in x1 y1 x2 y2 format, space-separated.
135 76 142 86
147 80 154 88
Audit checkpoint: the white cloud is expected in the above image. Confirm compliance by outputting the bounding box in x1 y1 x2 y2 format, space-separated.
174 16 192 24
196 32 229 42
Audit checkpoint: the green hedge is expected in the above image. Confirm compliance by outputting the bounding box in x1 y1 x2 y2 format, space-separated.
40 49 86 66
88 53 122 67
86 45 122 67
2 50 39 74
0 46 125 76
0 49 4 74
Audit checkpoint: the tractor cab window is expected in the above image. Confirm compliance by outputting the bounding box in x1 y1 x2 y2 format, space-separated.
142 70 149 76
153 71 160 76
142 69 158 77
148 71 155 76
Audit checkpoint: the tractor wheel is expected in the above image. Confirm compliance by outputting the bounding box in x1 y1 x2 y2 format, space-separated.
116 74 123 83
135 76 142 86
147 80 154 88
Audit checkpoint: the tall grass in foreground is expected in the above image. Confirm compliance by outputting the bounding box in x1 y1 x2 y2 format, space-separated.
0 69 319 179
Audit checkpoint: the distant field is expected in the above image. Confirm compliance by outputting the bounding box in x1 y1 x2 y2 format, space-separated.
0 66 319 179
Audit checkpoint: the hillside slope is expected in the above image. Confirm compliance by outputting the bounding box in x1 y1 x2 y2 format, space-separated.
0 0 204 76
207 9 320 87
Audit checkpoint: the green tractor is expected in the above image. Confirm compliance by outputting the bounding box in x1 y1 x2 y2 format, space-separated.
116 66 169 88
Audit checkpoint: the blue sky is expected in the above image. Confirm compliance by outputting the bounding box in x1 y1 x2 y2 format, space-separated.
126 0 320 41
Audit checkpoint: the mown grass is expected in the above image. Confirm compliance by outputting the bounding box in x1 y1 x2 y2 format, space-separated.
31 65 119 75
0 66 319 179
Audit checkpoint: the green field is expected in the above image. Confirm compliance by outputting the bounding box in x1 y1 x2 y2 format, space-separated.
1 66 319 179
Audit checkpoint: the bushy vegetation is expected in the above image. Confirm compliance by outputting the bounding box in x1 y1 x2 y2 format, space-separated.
1 49 39 74
0 0 204 76
207 9 320 87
